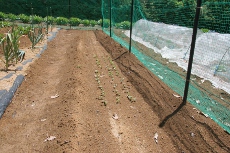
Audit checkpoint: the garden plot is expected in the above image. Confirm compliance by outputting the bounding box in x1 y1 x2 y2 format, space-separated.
0 29 229 153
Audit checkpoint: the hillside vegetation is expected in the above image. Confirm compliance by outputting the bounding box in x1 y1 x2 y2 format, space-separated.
1 0 229 33
0 0 101 20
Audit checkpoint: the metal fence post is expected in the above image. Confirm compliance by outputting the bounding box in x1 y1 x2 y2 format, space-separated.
110 0 112 37
182 0 202 105
129 0 134 53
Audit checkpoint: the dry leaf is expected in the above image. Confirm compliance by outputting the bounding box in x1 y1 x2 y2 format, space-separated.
51 94 59 99
201 79 205 83
173 94 181 98
191 133 195 137
154 133 158 144
112 114 119 120
44 136 56 142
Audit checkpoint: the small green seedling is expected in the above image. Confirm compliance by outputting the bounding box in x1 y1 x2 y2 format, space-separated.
97 96 103 100
116 97 120 104
102 100 107 106
127 94 136 102
98 85 103 90
101 91 105 97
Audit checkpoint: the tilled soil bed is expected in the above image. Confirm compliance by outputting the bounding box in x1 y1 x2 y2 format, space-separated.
0 29 229 153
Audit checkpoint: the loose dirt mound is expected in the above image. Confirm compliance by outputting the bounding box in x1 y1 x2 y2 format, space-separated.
0 30 229 153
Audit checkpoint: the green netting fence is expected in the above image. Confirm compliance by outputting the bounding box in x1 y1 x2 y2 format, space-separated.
101 0 230 133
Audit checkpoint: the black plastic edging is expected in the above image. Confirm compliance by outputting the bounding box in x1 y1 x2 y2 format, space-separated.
0 75 24 118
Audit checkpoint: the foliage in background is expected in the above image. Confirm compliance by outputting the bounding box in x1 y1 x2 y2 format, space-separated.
69 17 81 26
0 12 6 21
32 15 43 24
0 0 102 20
115 21 131 30
98 19 103 26
141 0 230 33
18 14 30 23
7 13 17 22
201 28 209 33
0 0 230 33
81 19 90 26
0 12 133 30
44 16 55 25
90 20 97 27
103 19 110 28
17 25 31 35
55 17 69 25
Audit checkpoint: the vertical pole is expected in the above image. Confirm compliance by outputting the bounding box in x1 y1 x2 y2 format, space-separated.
102 18 104 29
101 0 104 30
69 0 71 18
50 7 53 31
110 0 112 37
129 0 134 53
182 0 202 105
46 7 49 34
69 0 71 29
31 3 33 29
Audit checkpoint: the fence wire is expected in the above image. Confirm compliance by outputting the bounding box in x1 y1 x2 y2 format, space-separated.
101 0 230 133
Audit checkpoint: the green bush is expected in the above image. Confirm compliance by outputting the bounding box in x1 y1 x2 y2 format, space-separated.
103 19 110 28
90 20 97 27
0 21 12 28
97 19 102 26
7 13 17 21
115 21 130 30
115 23 122 29
44 16 55 25
17 26 31 35
0 12 6 21
55 17 69 25
69 17 81 26
201 28 209 33
18 14 30 23
81 19 90 26
31 15 43 24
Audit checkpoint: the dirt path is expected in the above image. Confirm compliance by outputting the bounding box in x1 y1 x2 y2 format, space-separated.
0 30 229 153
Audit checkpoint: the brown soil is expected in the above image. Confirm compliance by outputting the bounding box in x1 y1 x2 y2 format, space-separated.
0 29 229 153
